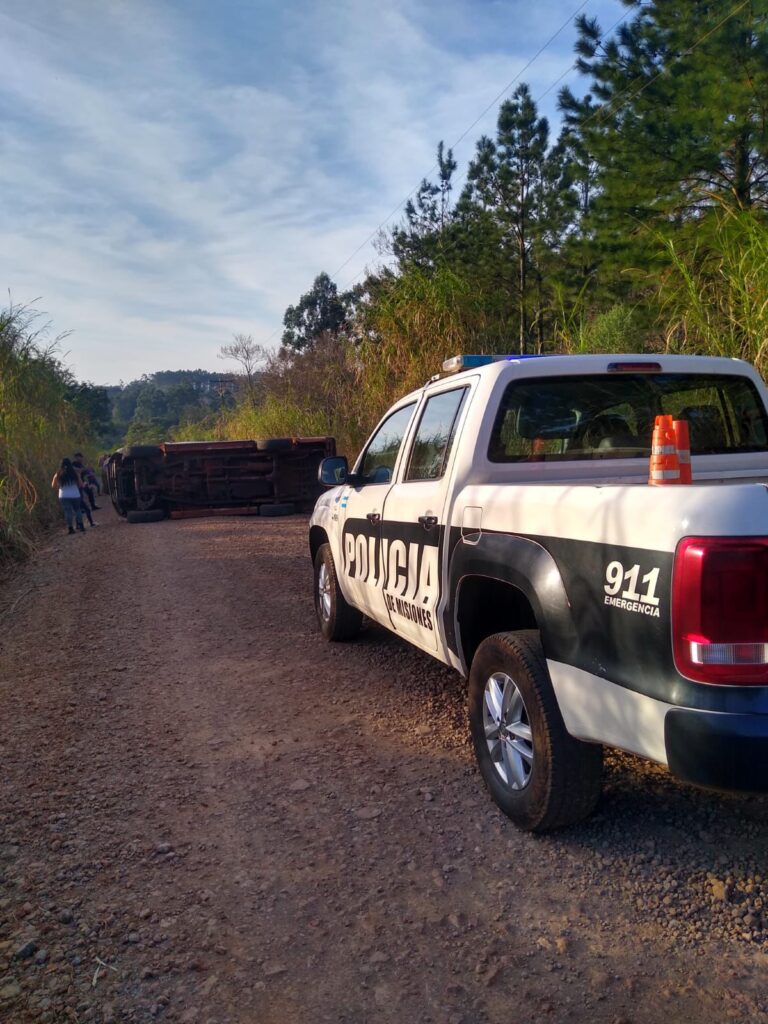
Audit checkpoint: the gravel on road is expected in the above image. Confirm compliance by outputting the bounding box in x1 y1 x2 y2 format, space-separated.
0 509 767 1023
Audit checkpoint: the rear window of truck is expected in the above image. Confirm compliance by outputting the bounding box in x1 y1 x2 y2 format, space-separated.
488 373 768 462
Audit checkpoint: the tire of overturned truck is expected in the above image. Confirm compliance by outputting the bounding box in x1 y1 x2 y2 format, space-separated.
122 445 163 459
259 503 295 517
126 509 166 524
256 438 293 453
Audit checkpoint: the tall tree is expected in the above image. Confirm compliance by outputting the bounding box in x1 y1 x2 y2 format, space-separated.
66 382 112 435
560 1 768 262
462 84 551 353
388 142 458 269
282 273 351 351
530 133 578 351
219 334 262 405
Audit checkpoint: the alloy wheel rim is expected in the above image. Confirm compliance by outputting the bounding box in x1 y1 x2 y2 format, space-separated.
482 671 534 790
318 562 332 621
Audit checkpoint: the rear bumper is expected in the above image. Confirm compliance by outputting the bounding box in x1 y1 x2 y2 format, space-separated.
665 708 768 791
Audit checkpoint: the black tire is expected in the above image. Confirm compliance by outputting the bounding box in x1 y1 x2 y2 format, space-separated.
468 630 602 832
126 509 166 524
256 438 293 452
314 543 362 642
259 502 295 517
122 445 163 459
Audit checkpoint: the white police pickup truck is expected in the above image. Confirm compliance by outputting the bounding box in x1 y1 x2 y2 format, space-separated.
309 354 768 831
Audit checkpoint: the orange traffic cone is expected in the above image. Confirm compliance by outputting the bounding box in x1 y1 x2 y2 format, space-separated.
649 414 680 485
673 419 692 484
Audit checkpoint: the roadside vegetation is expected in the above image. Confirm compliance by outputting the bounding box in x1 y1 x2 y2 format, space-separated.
5 2 768 555
198 1 768 457
0 304 107 565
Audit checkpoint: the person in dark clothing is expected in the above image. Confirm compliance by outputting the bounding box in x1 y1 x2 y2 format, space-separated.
81 459 101 497
80 494 96 528
51 458 85 534
73 452 100 512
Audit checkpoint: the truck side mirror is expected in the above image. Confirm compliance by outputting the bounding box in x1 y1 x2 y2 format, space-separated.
319 456 349 487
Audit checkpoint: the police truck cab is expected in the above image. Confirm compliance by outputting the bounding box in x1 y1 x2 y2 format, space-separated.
309 353 768 831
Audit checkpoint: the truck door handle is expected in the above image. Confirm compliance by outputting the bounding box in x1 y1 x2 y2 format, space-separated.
366 512 381 524
418 515 438 530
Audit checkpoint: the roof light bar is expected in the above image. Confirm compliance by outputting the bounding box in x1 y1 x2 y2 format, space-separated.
442 355 496 373
442 353 545 374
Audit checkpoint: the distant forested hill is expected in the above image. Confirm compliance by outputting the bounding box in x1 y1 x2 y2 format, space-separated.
105 369 246 447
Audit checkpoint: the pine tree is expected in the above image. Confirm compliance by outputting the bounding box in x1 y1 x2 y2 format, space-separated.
560 0 768 266
462 84 561 353
387 142 458 269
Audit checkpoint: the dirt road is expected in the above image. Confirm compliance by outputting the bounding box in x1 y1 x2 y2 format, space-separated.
1 509 767 1024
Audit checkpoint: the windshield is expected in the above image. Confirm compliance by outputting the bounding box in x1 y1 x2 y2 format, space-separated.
488 373 768 462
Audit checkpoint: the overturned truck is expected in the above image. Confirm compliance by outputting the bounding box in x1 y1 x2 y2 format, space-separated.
105 437 335 523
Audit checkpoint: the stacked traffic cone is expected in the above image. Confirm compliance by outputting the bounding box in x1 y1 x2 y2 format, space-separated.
673 419 693 484
648 415 680 485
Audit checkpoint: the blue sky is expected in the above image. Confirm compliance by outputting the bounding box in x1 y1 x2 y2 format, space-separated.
0 0 623 384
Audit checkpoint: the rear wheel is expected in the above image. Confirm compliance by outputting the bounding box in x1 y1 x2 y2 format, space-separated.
314 543 362 641
468 630 602 832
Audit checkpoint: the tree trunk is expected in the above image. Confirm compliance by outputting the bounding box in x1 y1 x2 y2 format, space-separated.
536 268 545 355
518 236 527 356
732 129 752 209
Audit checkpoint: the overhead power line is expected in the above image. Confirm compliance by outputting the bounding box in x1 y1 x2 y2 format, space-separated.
330 0 592 284
337 4 634 292
260 0 748 348
342 0 750 288
255 0 595 349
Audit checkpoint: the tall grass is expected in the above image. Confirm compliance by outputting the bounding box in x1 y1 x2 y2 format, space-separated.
554 300 650 355
658 210 768 374
187 264 516 458
357 263 512 415
0 303 88 565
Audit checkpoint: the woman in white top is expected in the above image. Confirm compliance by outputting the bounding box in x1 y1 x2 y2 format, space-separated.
51 458 85 534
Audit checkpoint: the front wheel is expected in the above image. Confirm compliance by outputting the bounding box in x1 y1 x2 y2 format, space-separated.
314 543 362 642
468 630 602 832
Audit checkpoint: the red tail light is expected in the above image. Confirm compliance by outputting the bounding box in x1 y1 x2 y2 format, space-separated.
672 538 768 684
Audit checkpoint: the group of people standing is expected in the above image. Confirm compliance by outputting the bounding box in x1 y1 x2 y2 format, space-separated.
51 453 102 534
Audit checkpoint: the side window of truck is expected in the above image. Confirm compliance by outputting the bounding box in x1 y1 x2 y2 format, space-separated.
405 387 467 482
358 403 416 485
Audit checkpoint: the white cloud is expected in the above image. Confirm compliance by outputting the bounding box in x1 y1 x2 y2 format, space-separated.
0 0 624 382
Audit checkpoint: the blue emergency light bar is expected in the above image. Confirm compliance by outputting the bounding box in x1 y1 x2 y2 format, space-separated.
442 353 544 373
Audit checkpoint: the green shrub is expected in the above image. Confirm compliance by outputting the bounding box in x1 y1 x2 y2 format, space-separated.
0 304 89 565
